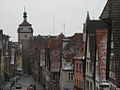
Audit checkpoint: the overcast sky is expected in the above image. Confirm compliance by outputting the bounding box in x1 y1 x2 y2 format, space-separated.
0 0 107 41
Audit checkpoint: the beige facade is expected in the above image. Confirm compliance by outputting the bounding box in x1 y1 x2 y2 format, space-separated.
85 35 94 90
18 33 33 41
59 70 66 90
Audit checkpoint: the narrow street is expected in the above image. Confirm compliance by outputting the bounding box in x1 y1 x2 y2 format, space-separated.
11 74 43 90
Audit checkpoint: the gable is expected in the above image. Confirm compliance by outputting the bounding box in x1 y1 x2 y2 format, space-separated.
100 0 110 19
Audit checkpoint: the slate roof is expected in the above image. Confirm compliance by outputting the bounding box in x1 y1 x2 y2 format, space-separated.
87 20 105 34
100 0 110 19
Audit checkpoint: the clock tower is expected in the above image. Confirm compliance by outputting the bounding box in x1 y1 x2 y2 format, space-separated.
17 10 33 74
17 10 33 42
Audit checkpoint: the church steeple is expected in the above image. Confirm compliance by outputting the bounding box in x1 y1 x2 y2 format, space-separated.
23 7 27 21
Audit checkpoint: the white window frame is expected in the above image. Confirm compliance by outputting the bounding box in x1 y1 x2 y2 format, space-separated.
67 72 74 81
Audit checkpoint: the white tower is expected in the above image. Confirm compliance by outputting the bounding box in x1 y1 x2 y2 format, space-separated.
17 9 33 74
17 10 33 42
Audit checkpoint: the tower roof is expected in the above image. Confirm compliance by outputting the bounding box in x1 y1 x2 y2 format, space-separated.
19 10 32 26
19 20 31 26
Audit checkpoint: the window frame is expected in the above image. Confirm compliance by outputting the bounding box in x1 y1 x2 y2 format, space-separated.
76 63 78 72
79 63 82 73
67 72 74 81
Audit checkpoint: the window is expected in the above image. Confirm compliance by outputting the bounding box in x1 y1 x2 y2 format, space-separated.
68 73 74 81
79 63 82 73
76 63 78 72
86 80 89 90
18 57 20 61
77 79 78 87
79 80 81 88
25 34 27 38
90 82 93 90
75 79 76 86
17 63 19 67
87 62 88 72
97 66 99 76
96 87 98 90
54 74 58 79
89 63 92 73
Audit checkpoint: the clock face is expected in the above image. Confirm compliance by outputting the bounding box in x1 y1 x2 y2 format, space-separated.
19 26 32 33
24 27 28 32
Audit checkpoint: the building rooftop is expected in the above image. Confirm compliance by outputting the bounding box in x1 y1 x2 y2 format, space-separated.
19 20 32 26
62 33 83 70
48 33 64 72
73 43 85 60
100 0 110 19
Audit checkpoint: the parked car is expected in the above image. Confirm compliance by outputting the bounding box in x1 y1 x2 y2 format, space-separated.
16 70 23 75
16 84 22 89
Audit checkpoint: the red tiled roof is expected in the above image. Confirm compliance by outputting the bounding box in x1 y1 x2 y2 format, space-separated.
73 43 85 60
63 33 83 62
19 20 31 26
48 34 64 72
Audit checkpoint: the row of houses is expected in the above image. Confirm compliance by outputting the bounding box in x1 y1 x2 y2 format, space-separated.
30 33 83 90
30 0 120 90
0 30 23 86
74 0 120 89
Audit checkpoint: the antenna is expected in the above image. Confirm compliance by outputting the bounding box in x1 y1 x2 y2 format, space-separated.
62 23 67 35
24 5 26 12
53 19 55 35
49 28 51 36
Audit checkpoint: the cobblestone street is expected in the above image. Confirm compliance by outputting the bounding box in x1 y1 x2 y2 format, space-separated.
11 74 43 90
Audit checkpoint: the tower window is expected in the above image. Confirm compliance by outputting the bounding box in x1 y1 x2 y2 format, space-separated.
25 34 27 38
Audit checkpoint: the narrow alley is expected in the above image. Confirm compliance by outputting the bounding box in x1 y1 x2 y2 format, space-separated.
11 74 43 90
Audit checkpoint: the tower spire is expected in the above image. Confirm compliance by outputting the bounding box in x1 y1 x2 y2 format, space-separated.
24 6 26 12
86 11 90 21
23 6 27 21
